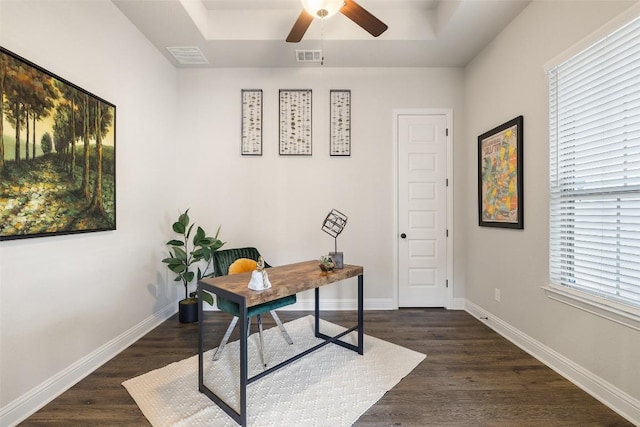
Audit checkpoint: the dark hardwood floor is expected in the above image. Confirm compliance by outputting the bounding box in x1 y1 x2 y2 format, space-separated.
20 309 633 426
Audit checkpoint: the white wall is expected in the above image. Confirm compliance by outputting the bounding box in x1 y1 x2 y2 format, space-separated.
463 0 640 421
176 67 465 307
3 0 638 425
0 1 179 424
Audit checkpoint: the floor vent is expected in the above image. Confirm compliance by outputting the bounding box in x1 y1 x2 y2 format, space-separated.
166 47 209 65
296 50 323 63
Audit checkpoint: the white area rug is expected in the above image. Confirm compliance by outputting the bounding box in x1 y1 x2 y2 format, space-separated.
123 316 425 427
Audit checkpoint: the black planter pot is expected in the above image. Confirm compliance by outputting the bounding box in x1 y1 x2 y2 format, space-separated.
178 298 198 323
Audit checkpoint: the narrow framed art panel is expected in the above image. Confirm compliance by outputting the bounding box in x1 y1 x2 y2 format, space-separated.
279 89 312 156
241 89 262 156
330 90 351 156
0 47 116 241
478 115 524 229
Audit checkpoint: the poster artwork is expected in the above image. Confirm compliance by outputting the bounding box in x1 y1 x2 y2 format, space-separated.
480 124 519 223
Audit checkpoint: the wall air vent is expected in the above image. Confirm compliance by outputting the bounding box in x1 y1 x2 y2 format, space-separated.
166 46 209 65
296 50 323 63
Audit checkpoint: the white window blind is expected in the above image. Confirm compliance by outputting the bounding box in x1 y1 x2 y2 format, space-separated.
548 15 640 310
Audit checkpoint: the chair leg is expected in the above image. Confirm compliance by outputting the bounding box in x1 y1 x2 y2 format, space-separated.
257 314 266 367
270 311 293 345
213 316 239 361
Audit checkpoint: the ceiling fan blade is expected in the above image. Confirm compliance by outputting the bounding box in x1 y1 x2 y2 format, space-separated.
286 10 314 43
340 0 388 37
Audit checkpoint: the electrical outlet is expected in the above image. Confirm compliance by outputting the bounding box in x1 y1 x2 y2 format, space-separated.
494 288 501 302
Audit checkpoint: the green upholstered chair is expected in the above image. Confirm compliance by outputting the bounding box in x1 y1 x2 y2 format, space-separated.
211 247 296 366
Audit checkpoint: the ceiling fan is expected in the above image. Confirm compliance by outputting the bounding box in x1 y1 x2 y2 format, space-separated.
286 0 388 43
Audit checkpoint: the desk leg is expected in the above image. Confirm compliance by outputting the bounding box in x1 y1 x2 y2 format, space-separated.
358 273 364 355
239 301 248 426
314 275 364 355
198 287 204 392
314 287 320 338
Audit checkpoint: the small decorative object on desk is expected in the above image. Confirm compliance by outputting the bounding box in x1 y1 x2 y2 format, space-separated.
319 255 335 272
248 256 272 290
321 208 348 269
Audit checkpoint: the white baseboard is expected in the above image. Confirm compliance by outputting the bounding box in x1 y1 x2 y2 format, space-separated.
450 297 466 310
465 300 640 426
0 302 178 427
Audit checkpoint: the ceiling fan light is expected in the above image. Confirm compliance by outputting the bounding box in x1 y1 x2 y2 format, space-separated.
301 0 344 19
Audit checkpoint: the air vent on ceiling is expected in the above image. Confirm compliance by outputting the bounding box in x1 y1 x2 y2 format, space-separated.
296 50 323 63
166 46 209 65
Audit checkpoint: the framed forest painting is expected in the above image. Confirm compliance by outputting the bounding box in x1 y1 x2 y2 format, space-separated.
0 47 116 240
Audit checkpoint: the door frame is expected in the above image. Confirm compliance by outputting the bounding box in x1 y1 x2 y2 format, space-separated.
393 108 454 309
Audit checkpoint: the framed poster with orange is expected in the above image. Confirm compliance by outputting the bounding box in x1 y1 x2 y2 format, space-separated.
478 116 523 229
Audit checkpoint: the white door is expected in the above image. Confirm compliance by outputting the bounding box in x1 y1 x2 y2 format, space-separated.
398 113 449 307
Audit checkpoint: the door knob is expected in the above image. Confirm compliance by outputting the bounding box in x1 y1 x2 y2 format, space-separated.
400 233 407 239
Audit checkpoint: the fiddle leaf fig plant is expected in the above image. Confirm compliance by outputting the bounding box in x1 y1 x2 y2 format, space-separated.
162 209 224 306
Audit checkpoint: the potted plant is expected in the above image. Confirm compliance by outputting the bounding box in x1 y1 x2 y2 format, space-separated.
162 209 225 323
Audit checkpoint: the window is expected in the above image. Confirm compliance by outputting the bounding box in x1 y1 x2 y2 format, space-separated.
548 14 640 323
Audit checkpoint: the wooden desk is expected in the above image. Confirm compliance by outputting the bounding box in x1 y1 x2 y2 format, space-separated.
197 260 364 426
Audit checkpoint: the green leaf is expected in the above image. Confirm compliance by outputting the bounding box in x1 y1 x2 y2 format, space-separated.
201 291 214 306
198 237 215 247
186 223 195 239
172 221 185 234
192 247 204 257
184 271 195 282
166 239 184 247
173 247 187 261
169 264 186 274
193 226 206 245
178 209 190 227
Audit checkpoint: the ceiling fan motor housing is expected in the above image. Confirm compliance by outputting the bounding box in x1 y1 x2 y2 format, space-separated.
287 0 387 43
301 0 344 19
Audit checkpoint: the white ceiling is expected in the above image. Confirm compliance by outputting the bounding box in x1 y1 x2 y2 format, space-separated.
112 0 531 68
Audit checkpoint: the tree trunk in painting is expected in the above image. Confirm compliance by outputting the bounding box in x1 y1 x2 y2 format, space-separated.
13 102 21 164
91 102 105 215
32 114 37 160
25 108 30 161
82 94 90 200
70 97 76 179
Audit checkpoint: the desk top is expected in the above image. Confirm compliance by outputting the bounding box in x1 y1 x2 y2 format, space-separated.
198 260 363 307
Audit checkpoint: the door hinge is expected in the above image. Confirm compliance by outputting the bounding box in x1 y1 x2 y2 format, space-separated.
446 229 449 237
446 128 449 137
446 178 449 187
446 279 449 288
